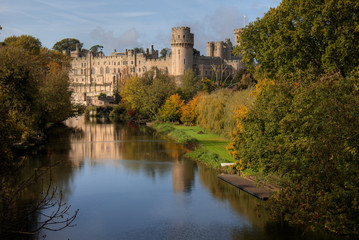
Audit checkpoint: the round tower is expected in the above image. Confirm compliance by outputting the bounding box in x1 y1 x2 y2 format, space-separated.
171 27 194 76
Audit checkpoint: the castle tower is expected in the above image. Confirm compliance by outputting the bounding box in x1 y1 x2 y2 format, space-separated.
224 38 233 59
215 41 224 59
171 27 194 76
207 42 214 57
234 28 242 47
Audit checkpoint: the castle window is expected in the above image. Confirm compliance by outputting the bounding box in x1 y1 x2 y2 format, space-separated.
84 63 86 67
106 67 110 73
178 35 180 38
91 68 95 74
131 61 133 64
114 62 116 65
184 59 185 64
114 69 116 73
81 69 83 74
139 68 141 72
81 63 83 67
183 35 185 38
100 67 104 74
118 68 120 73
118 61 120 65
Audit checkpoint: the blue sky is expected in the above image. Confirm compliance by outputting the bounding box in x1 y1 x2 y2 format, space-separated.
0 0 281 55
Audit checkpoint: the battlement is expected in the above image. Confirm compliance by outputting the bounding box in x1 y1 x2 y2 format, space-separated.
171 26 194 46
172 26 191 32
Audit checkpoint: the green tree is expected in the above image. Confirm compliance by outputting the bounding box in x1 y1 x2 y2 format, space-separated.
0 46 42 136
235 0 359 78
4 35 41 55
52 38 83 52
193 48 200 56
178 69 202 100
120 68 176 119
90 45 103 54
229 71 359 235
134 47 144 54
160 48 171 58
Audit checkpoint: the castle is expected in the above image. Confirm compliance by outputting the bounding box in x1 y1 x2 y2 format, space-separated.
69 27 244 105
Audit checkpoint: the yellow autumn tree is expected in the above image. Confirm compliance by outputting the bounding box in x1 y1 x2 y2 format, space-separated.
158 94 184 122
180 94 201 126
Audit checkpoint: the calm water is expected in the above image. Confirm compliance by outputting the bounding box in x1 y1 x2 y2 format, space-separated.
13 116 339 240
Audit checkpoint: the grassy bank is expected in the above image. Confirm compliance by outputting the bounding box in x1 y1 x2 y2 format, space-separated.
151 122 234 170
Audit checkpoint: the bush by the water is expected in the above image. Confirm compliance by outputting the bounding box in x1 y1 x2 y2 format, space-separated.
228 72 359 235
186 148 227 170
196 88 253 137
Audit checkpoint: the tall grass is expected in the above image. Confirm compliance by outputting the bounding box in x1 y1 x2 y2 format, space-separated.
196 88 254 137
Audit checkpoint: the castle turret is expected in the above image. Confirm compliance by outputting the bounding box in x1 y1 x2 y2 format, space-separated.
171 27 194 76
207 42 214 57
215 41 224 59
224 38 233 59
234 28 242 47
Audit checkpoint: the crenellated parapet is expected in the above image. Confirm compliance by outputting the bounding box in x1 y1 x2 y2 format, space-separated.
170 27 194 47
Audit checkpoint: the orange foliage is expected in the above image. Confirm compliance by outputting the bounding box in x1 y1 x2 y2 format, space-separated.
180 94 202 126
226 105 248 160
158 94 184 122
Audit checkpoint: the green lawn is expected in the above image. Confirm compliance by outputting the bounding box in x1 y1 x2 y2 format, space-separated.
171 125 234 162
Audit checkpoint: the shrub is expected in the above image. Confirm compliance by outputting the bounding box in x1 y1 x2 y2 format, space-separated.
180 94 201 126
196 88 253 137
158 94 184 122
229 71 359 235
109 104 127 122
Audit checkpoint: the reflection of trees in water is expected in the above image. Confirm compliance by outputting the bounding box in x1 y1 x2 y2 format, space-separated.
0 123 82 239
198 167 269 230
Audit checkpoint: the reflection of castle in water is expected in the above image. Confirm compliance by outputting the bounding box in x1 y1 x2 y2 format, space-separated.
66 117 125 166
65 116 196 193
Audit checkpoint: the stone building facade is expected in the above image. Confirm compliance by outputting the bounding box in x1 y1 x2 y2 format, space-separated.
69 26 244 105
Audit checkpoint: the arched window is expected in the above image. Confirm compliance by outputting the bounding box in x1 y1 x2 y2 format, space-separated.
100 67 104 74
91 68 95 74
106 67 110 73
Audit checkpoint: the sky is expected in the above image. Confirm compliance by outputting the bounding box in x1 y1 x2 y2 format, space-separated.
0 0 281 55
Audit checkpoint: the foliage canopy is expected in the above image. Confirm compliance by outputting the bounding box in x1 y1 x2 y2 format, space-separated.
235 0 359 78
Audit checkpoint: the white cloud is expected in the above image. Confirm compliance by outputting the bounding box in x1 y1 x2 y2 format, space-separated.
178 6 245 54
90 27 141 54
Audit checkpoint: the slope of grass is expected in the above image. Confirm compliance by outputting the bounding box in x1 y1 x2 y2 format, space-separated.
171 125 233 162
152 123 234 170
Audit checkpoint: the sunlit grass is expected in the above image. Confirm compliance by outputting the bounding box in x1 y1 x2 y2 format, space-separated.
153 123 234 163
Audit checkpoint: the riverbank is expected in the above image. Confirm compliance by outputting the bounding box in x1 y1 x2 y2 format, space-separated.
150 122 281 189
150 122 236 172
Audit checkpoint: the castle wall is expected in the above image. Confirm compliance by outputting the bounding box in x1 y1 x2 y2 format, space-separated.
69 26 244 105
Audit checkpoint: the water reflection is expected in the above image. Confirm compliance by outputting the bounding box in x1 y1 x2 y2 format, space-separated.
7 116 341 240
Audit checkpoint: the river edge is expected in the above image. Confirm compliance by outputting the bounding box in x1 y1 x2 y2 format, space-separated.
147 122 280 192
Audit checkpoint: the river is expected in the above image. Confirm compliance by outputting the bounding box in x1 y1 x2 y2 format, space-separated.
9 116 339 240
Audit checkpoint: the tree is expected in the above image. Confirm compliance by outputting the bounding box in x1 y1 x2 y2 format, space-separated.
228 71 359 235
4 35 41 55
160 48 171 58
52 38 83 52
193 48 200 57
90 45 103 54
120 68 176 119
235 0 359 78
181 94 201 126
178 69 202 100
159 94 184 122
134 47 144 54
